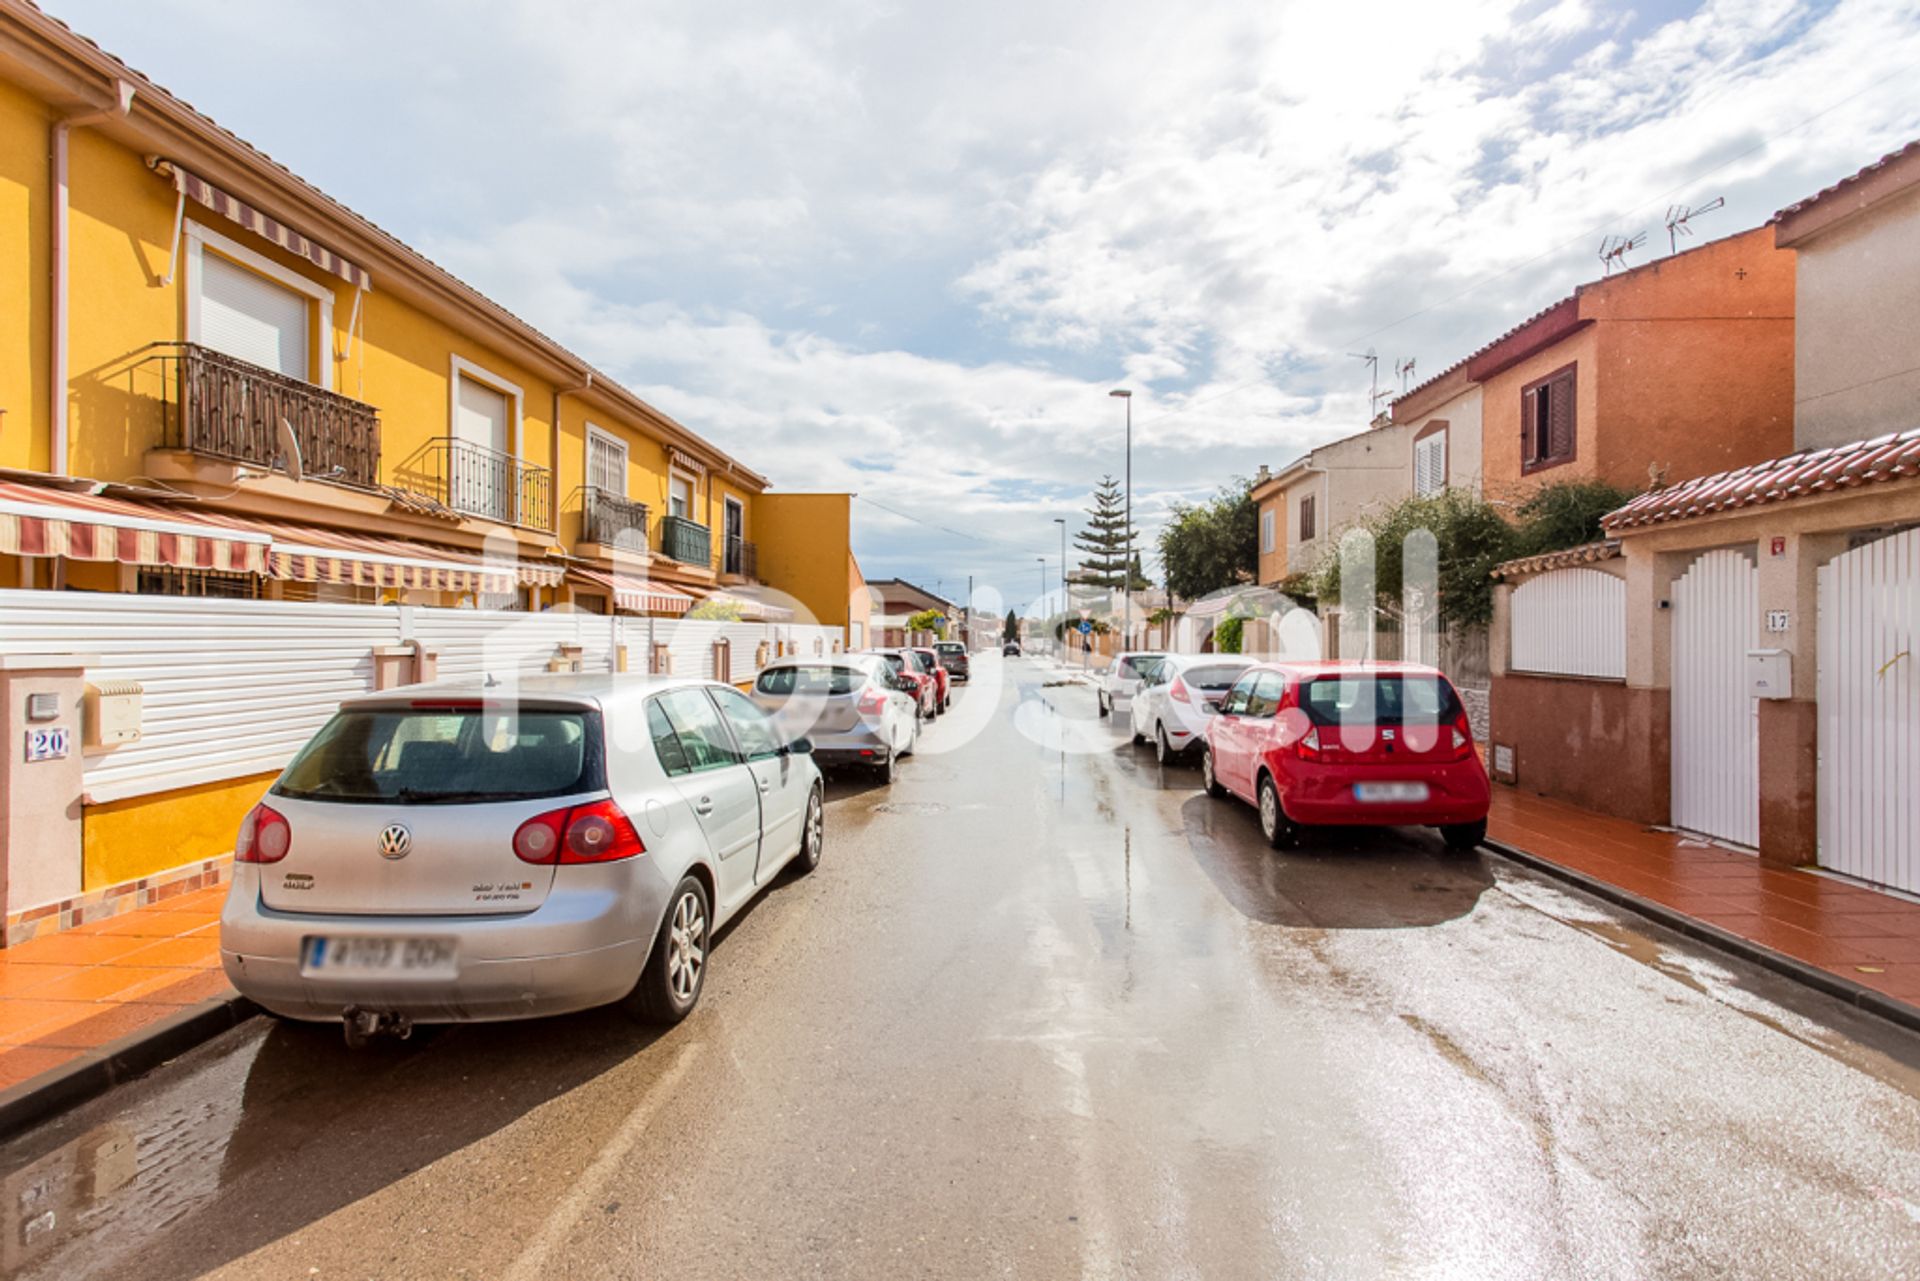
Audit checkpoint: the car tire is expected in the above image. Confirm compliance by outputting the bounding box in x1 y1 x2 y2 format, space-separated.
790 786 824 875
626 875 711 1025
1097 694 1110 718
875 749 895 784
1201 746 1226 798
1257 775 1297 850
1440 819 1487 853
1155 723 1173 765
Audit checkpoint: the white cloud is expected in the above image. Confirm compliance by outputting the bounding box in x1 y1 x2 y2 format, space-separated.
40 0 1920 596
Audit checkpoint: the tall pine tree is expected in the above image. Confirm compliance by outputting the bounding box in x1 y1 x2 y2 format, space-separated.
1071 475 1149 591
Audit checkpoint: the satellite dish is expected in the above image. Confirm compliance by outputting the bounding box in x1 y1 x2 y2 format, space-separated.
275 417 305 483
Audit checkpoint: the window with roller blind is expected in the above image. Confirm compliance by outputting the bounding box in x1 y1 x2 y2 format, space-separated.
586 425 628 496
1521 364 1577 473
1413 430 1447 495
197 249 311 379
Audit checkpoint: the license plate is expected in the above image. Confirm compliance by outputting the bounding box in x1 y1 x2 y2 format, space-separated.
304 936 457 979
1354 782 1430 803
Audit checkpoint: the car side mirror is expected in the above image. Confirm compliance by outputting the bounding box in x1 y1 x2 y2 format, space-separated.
786 737 815 756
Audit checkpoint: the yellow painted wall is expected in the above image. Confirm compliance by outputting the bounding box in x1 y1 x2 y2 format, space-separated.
755 492 854 629
0 78 50 472
82 770 276 889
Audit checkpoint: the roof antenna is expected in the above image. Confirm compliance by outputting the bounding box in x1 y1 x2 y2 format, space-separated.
1395 357 1417 392
1598 231 1647 275
1348 348 1387 417
1663 197 1725 254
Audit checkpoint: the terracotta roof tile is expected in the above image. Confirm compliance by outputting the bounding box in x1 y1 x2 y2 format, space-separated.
1772 139 1920 222
1603 428 1920 530
1490 540 1621 580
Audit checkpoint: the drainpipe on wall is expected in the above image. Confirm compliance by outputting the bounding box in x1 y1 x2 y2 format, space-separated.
552 372 593 544
49 78 136 477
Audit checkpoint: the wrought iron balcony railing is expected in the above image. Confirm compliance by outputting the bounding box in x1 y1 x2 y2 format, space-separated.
403 436 553 529
581 486 650 552
145 342 381 487
721 535 758 580
660 514 712 566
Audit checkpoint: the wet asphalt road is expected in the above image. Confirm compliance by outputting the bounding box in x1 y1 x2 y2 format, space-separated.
6 654 1920 1280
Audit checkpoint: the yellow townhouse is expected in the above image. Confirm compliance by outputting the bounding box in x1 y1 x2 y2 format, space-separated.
0 1 868 941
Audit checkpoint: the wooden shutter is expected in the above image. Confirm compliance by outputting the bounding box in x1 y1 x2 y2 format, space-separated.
1521 386 1540 466
1300 495 1315 541
1548 368 1576 462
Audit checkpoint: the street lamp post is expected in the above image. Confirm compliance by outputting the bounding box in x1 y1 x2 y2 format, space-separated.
1053 516 1067 659
1110 389 1132 649
1035 557 1046 650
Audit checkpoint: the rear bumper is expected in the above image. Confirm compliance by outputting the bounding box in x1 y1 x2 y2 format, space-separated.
219 862 666 1024
810 725 893 768
1277 759 1491 827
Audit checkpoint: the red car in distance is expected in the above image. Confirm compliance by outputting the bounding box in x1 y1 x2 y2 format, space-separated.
909 646 952 713
866 649 939 719
1201 661 1489 852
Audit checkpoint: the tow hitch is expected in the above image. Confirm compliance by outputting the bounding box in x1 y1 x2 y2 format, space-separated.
341 1005 413 1049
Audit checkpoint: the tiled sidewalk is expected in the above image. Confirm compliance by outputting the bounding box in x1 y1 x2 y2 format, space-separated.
0 886 232 1093
1489 787 1920 1012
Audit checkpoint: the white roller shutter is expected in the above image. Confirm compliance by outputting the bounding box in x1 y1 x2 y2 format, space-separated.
199 250 310 378
456 377 510 455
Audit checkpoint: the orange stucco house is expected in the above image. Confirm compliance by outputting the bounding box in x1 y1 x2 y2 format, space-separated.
1465 224 1796 504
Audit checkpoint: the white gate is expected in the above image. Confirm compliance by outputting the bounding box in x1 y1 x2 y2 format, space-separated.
1671 549 1759 846
1818 528 1920 892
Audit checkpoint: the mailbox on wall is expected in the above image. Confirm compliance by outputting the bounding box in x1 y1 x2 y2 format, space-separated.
1746 649 1792 701
84 680 144 748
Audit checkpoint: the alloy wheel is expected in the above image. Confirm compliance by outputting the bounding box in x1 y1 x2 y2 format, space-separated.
666 890 707 1003
1260 784 1279 840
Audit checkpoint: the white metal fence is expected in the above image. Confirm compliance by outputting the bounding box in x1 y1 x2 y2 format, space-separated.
0 590 841 803
1510 567 1627 679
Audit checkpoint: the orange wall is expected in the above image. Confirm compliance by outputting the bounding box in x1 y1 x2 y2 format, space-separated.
1481 226 1795 502
1254 483 1288 585
1480 325 1601 503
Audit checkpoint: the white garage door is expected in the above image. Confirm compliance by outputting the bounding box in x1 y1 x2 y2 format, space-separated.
1671 549 1760 846
199 250 309 379
1818 528 1920 893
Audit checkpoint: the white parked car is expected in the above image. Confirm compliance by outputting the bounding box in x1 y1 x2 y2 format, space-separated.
1129 654 1258 765
1096 651 1168 719
220 675 823 1042
748 654 919 782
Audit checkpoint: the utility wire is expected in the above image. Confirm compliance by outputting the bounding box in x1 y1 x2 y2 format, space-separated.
1127 61 1916 436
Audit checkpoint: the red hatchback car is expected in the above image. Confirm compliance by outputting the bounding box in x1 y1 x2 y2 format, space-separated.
1201 661 1490 851
909 646 952 713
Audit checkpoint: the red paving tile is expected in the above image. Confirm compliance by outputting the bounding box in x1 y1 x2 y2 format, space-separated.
0 893 238 1103
1492 786 1920 1020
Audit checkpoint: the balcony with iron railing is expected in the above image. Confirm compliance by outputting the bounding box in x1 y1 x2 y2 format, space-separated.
397 436 553 530
579 486 650 553
720 535 758 580
141 342 381 487
660 514 712 566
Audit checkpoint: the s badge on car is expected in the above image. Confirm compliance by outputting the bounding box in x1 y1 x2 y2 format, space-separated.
378 824 413 860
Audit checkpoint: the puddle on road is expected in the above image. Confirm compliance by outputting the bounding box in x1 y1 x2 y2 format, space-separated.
871 801 950 817
1501 872 1920 1101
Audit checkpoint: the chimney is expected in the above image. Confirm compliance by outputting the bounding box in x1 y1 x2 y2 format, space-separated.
1255 464 1271 482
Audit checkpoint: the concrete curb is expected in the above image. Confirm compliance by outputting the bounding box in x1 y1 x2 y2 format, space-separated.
1483 838 1920 1038
0 993 257 1143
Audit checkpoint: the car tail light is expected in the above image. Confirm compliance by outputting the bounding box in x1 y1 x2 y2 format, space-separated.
1295 727 1323 761
857 685 889 715
237 803 292 863
1449 714 1474 761
1169 678 1192 705
513 799 646 865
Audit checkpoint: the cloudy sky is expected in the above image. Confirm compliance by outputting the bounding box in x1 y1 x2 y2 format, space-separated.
46 0 1920 608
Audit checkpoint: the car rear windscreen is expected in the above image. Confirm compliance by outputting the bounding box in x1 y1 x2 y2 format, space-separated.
756 665 863 696
936 643 965 654
274 707 602 804
1299 676 1462 726
1182 664 1248 691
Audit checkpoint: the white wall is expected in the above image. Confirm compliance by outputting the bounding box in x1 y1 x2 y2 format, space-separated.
1793 182 1920 449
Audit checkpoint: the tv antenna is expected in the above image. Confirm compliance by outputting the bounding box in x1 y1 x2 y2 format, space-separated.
1598 232 1647 275
1663 197 1725 254
1349 348 1389 416
1395 357 1417 392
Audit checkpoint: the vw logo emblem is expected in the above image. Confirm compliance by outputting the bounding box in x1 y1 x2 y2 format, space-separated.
378 824 413 860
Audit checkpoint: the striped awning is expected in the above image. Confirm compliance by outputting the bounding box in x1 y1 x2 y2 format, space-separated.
0 481 269 574
691 587 796 622
149 158 371 290
189 515 554 595
569 568 698 614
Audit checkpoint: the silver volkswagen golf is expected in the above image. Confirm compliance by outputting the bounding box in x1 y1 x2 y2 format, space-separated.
219 674 823 1041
